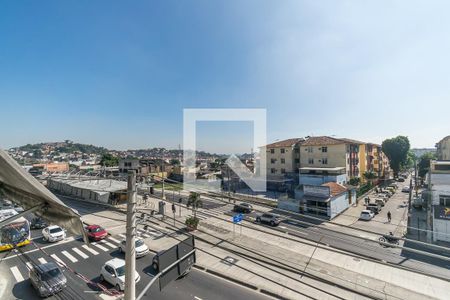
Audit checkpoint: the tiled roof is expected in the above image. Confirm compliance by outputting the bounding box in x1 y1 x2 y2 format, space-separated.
339 138 366 145
301 136 366 146
321 182 348 197
301 136 345 146
265 138 304 148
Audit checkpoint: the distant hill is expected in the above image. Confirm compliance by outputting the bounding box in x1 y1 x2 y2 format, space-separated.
14 141 108 155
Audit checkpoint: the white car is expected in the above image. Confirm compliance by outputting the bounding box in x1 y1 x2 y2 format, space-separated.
401 186 410 193
42 225 66 242
359 210 375 221
118 237 149 258
100 258 140 291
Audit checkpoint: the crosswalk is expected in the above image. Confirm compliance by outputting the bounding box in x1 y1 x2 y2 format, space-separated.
116 228 164 240
7 236 122 283
190 204 233 221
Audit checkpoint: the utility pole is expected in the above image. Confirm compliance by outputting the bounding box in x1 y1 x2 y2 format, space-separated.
162 177 166 200
125 170 136 300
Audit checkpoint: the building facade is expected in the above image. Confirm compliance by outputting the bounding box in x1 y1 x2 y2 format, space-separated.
436 136 450 161
429 160 450 243
299 136 362 181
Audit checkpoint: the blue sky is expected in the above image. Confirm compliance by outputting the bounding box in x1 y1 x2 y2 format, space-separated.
1 1 449 153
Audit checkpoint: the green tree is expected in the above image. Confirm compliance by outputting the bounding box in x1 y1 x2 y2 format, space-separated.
348 177 360 186
363 171 377 185
418 152 436 178
169 159 180 165
186 192 203 218
382 136 410 176
100 153 119 167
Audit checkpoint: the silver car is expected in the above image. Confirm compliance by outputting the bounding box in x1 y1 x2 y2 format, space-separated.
29 262 67 297
255 213 282 226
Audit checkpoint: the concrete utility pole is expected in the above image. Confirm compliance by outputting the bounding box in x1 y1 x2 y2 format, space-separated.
125 170 137 300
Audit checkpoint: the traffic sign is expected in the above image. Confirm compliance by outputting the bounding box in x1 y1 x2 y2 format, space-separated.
233 213 243 223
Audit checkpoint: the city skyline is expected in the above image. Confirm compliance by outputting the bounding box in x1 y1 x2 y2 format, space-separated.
1 1 449 151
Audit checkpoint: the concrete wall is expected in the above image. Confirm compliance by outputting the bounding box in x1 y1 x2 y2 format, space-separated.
329 192 350 219
433 218 450 242
278 198 300 213
299 174 347 186
437 137 450 160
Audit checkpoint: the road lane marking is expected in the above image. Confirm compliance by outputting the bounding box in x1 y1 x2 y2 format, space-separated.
107 237 121 244
194 296 203 300
102 241 117 249
51 254 66 267
38 257 47 264
10 266 24 282
72 247 89 259
92 242 109 252
26 262 33 270
82 245 99 255
117 234 126 238
61 251 78 263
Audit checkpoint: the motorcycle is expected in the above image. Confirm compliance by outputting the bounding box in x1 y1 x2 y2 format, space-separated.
378 234 400 247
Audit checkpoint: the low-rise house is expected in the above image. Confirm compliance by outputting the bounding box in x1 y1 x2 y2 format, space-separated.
428 160 450 243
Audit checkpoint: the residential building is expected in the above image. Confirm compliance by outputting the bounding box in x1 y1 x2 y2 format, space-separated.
299 136 362 181
32 162 69 173
279 182 356 220
119 158 172 178
428 160 450 243
436 136 450 161
262 138 304 191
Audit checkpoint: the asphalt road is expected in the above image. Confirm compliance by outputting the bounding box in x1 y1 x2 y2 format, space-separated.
0 229 271 300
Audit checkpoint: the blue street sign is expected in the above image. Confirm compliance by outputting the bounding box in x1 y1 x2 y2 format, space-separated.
233 213 243 223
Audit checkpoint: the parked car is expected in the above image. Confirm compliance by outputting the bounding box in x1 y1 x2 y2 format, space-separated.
85 225 108 241
233 202 253 214
359 210 375 221
31 217 48 229
397 177 405 182
42 225 66 242
388 183 398 189
366 203 382 214
29 262 67 297
100 258 140 291
412 196 423 209
376 193 389 201
255 213 282 226
118 237 149 257
401 186 410 193
374 198 386 207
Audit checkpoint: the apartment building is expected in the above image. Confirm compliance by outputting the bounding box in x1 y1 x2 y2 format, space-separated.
265 138 304 176
436 136 450 160
299 136 362 181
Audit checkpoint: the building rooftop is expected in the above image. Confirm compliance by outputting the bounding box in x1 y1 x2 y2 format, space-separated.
301 136 366 146
265 138 304 148
321 182 348 197
50 177 127 195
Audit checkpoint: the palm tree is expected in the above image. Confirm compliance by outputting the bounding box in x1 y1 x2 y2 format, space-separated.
186 192 203 218
363 171 377 186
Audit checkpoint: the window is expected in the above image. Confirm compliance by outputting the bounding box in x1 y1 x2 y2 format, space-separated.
270 149 275 154
294 148 300 153
105 265 115 275
281 168 286 174
322 147 328 153
307 147 313 153
270 168 277 174
308 158 314 164
439 195 450 206
322 158 328 165
295 158 300 164
281 158 285 164
280 148 285 154
271 158 276 164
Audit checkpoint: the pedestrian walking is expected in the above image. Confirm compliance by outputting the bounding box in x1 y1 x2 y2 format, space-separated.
387 211 392 223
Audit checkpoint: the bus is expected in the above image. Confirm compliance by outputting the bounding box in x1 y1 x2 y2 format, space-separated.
0 209 31 251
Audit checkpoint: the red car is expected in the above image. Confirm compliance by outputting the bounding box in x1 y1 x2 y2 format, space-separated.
85 225 108 241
